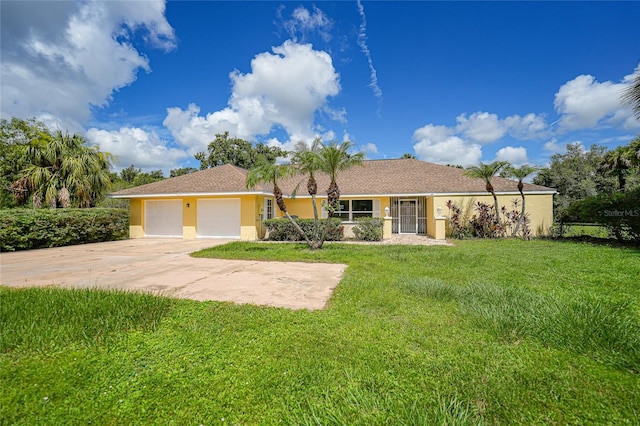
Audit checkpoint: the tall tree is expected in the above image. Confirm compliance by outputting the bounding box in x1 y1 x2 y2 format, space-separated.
291 138 323 240
170 167 198 178
599 146 632 192
621 72 640 120
246 156 309 244
504 164 538 236
195 132 286 170
534 143 614 218
464 161 509 227
19 130 113 208
0 118 50 207
314 141 364 248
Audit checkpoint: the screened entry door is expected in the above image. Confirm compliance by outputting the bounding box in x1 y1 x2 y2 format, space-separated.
399 200 417 233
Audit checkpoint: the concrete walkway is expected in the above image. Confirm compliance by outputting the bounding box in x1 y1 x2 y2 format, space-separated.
0 239 346 310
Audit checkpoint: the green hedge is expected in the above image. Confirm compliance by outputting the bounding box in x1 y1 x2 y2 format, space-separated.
0 208 129 252
353 217 384 241
264 218 343 241
563 188 640 241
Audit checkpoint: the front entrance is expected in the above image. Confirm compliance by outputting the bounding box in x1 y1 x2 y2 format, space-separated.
399 199 417 233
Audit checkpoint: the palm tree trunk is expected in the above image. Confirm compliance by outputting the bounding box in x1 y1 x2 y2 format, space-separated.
491 191 502 228
308 176 319 241
274 183 310 244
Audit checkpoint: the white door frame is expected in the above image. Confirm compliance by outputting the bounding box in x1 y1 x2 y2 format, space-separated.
399 198 417 234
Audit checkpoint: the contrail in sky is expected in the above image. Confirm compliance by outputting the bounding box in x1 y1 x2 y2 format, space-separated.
356 0 383 106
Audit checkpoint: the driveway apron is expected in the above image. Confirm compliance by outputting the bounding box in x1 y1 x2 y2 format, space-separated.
0 239 346 310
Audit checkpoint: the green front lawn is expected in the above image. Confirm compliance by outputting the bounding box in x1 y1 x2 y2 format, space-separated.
2 240 639 424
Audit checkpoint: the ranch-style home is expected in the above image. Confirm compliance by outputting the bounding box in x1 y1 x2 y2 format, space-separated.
109 158 555 240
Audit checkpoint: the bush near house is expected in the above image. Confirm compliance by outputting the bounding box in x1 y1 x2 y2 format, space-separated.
352 217 384 241
0 208 129 252
264 218 343 241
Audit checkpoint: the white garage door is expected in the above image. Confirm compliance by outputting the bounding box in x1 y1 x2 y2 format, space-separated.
197 198 241 238
144 200 183 237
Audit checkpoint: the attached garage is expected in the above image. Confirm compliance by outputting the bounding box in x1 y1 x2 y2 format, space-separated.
144 200 183 237
197 198 241 238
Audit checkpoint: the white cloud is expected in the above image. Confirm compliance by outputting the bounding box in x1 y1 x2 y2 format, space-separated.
554 66 640 131
412 124 482 167
503 113 549 139
282 5 333 42
495 146 529 167
0 1 175 129
87 127 187 171
164 41 341 154
361 143 378 155
455 112 506 144
543 138 564 153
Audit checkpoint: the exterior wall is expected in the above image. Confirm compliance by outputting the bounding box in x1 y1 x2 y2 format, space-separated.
240 195 258 240
432 193 554 237
129 199 144 238
128 195 261 240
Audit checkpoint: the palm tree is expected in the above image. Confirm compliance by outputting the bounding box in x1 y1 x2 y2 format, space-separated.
504 164 538 236
19 130 113 208
599 146 632 192
246 156 309 244
291 138 323 240
464 161 510 227
313 141 364 248
621 72 640 120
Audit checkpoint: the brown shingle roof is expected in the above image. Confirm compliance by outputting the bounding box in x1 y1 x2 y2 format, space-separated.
111 164 270 196
110 159 554 198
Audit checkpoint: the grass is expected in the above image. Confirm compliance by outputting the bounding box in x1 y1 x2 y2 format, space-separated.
2 239 639 424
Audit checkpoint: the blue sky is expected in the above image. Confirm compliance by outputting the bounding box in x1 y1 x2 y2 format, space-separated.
2 1 639 173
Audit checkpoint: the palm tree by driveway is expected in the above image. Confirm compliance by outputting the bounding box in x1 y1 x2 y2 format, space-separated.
291 139 322 236
246 156 310 244
464 161 510 227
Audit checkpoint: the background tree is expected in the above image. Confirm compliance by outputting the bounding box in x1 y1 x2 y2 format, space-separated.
599 145 632 192
170 167 197 178
195 132 287 170
400 153 416 159
19 130 113 208
534 143 617 218
0 118 50 207
464 161 509 227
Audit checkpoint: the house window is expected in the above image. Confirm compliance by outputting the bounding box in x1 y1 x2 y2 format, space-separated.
264 199 274 219
335 199 374 221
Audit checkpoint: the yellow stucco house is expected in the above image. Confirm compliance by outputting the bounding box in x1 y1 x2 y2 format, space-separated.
109 158 555 240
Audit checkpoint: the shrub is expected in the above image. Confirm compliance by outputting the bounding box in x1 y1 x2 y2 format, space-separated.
563 188 640 241
264 218 343 241
352 217 384 241
0 208 129 251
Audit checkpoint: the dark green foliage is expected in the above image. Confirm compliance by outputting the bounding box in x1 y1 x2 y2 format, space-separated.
0 208 129 251
563 187 640 241
195 131 287 170
352 217 383 241
264 218 343 241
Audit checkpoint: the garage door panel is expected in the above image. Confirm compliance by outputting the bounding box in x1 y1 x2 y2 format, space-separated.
197 199 241 238
145 200 183 237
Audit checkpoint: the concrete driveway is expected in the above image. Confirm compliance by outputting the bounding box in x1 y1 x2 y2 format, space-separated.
0 239 346 310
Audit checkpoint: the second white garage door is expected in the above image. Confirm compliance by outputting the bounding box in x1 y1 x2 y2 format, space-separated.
197 198 241 238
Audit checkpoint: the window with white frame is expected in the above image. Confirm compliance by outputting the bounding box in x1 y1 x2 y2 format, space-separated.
333 199 379 221
264 198 274 219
